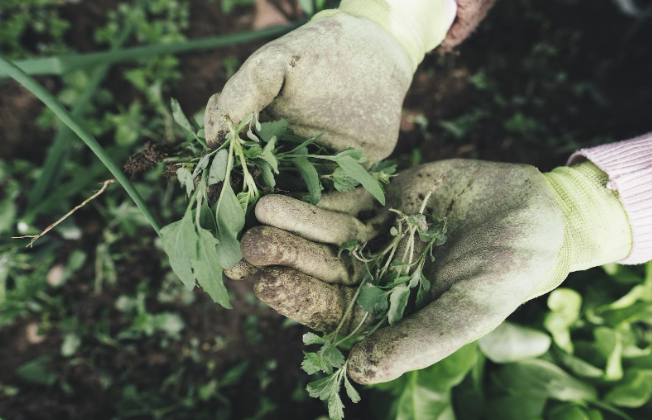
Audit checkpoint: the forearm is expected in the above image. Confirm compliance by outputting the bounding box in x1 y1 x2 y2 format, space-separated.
568 133 652 264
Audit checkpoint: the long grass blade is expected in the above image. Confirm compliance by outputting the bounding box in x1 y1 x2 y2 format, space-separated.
0 22 303 78
27 20 134 210
0 56 162 235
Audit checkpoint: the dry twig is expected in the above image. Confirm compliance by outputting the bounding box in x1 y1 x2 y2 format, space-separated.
13 179 116 247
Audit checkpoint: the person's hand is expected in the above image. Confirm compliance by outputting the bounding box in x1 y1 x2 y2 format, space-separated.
203 12 414 163
239 159 632 384
204 1 463 162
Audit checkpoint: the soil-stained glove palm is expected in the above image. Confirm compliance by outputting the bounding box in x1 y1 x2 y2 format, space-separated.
204 12 414 163
241 159 632 384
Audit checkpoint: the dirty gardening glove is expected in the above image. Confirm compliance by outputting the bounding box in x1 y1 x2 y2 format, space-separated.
241 159 632 384
204 0 456 162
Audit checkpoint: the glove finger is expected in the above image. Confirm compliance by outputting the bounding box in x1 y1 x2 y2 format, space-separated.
223 259 259 281
241 226 365 285
316 188 377 216
255 194 389 246
253 266 371 334
347 277 530 385
204 46 288 148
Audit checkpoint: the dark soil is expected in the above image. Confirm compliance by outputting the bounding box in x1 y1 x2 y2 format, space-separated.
124 142 172 177
1 0 651 419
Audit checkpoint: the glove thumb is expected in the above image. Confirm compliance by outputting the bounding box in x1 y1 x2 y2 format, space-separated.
204 47 287 147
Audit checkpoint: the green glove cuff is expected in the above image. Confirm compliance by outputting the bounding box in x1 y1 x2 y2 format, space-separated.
532 162 633 298
312 0 452 70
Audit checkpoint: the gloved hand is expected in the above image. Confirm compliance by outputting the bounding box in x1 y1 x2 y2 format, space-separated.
204 1 457 162
240 159 633 384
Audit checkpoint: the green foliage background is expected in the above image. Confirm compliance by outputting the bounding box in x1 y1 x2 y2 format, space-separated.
1 0 651 419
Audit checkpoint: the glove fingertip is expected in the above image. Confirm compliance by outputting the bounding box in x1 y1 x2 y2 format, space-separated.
348 341 383 385
223 259 259 281
204 93 231 149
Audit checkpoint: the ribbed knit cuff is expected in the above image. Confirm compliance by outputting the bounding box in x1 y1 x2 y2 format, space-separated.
314 0 457 69
568 133 652 265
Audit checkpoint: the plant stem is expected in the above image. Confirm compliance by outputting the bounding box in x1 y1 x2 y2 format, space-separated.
334 312 369 347
214 138 235 218
332 276 368 340
0 57 162 236
418 174 445 215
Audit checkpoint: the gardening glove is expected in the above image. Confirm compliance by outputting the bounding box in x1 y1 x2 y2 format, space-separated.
240 159 633 384
204 0 458 162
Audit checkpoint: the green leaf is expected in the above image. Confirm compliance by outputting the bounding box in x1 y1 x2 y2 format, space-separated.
328 392 345 420
16 356 57 386
478 321 551 363
492 359 597 402
259 135 279 173
344 375 361 403
192 154 211 178
307 373 340 400
256 119 288 143
0 186 17 234
388 284 410 325
199 201 217 234
297 0 314 15
548 405 591 420
286 129 326 153
544 288 582 353
303 332 326 345
292 157 322 205
599 267 652 311
61 333 81 357
322 344 345 369
382 344 477 420
334 148 365 161
258 160 276 189
604 368 652 408
372 163 397 184
244 144 262 159
338 240 358 257
357 284 389 316
335 155 385 205
409 266 422 288
160 210 198 290
220 361 249 387
191 228 231 308
246 128 259 142
555 348 604 378
302 352 332 375
332 167 360 192
595 327 623 381
485 395 547 420
587 409 604 420
208 149 228 185
420 343 479 391
215 182 244 268
236 191 250 212
170 98 197 134
176 167 195 196
395 372 454 420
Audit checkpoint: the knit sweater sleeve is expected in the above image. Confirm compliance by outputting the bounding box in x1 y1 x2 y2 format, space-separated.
568 133 652 264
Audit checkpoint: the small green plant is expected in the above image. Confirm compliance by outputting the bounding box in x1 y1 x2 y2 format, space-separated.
161 99 394 308
301 184 448 419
